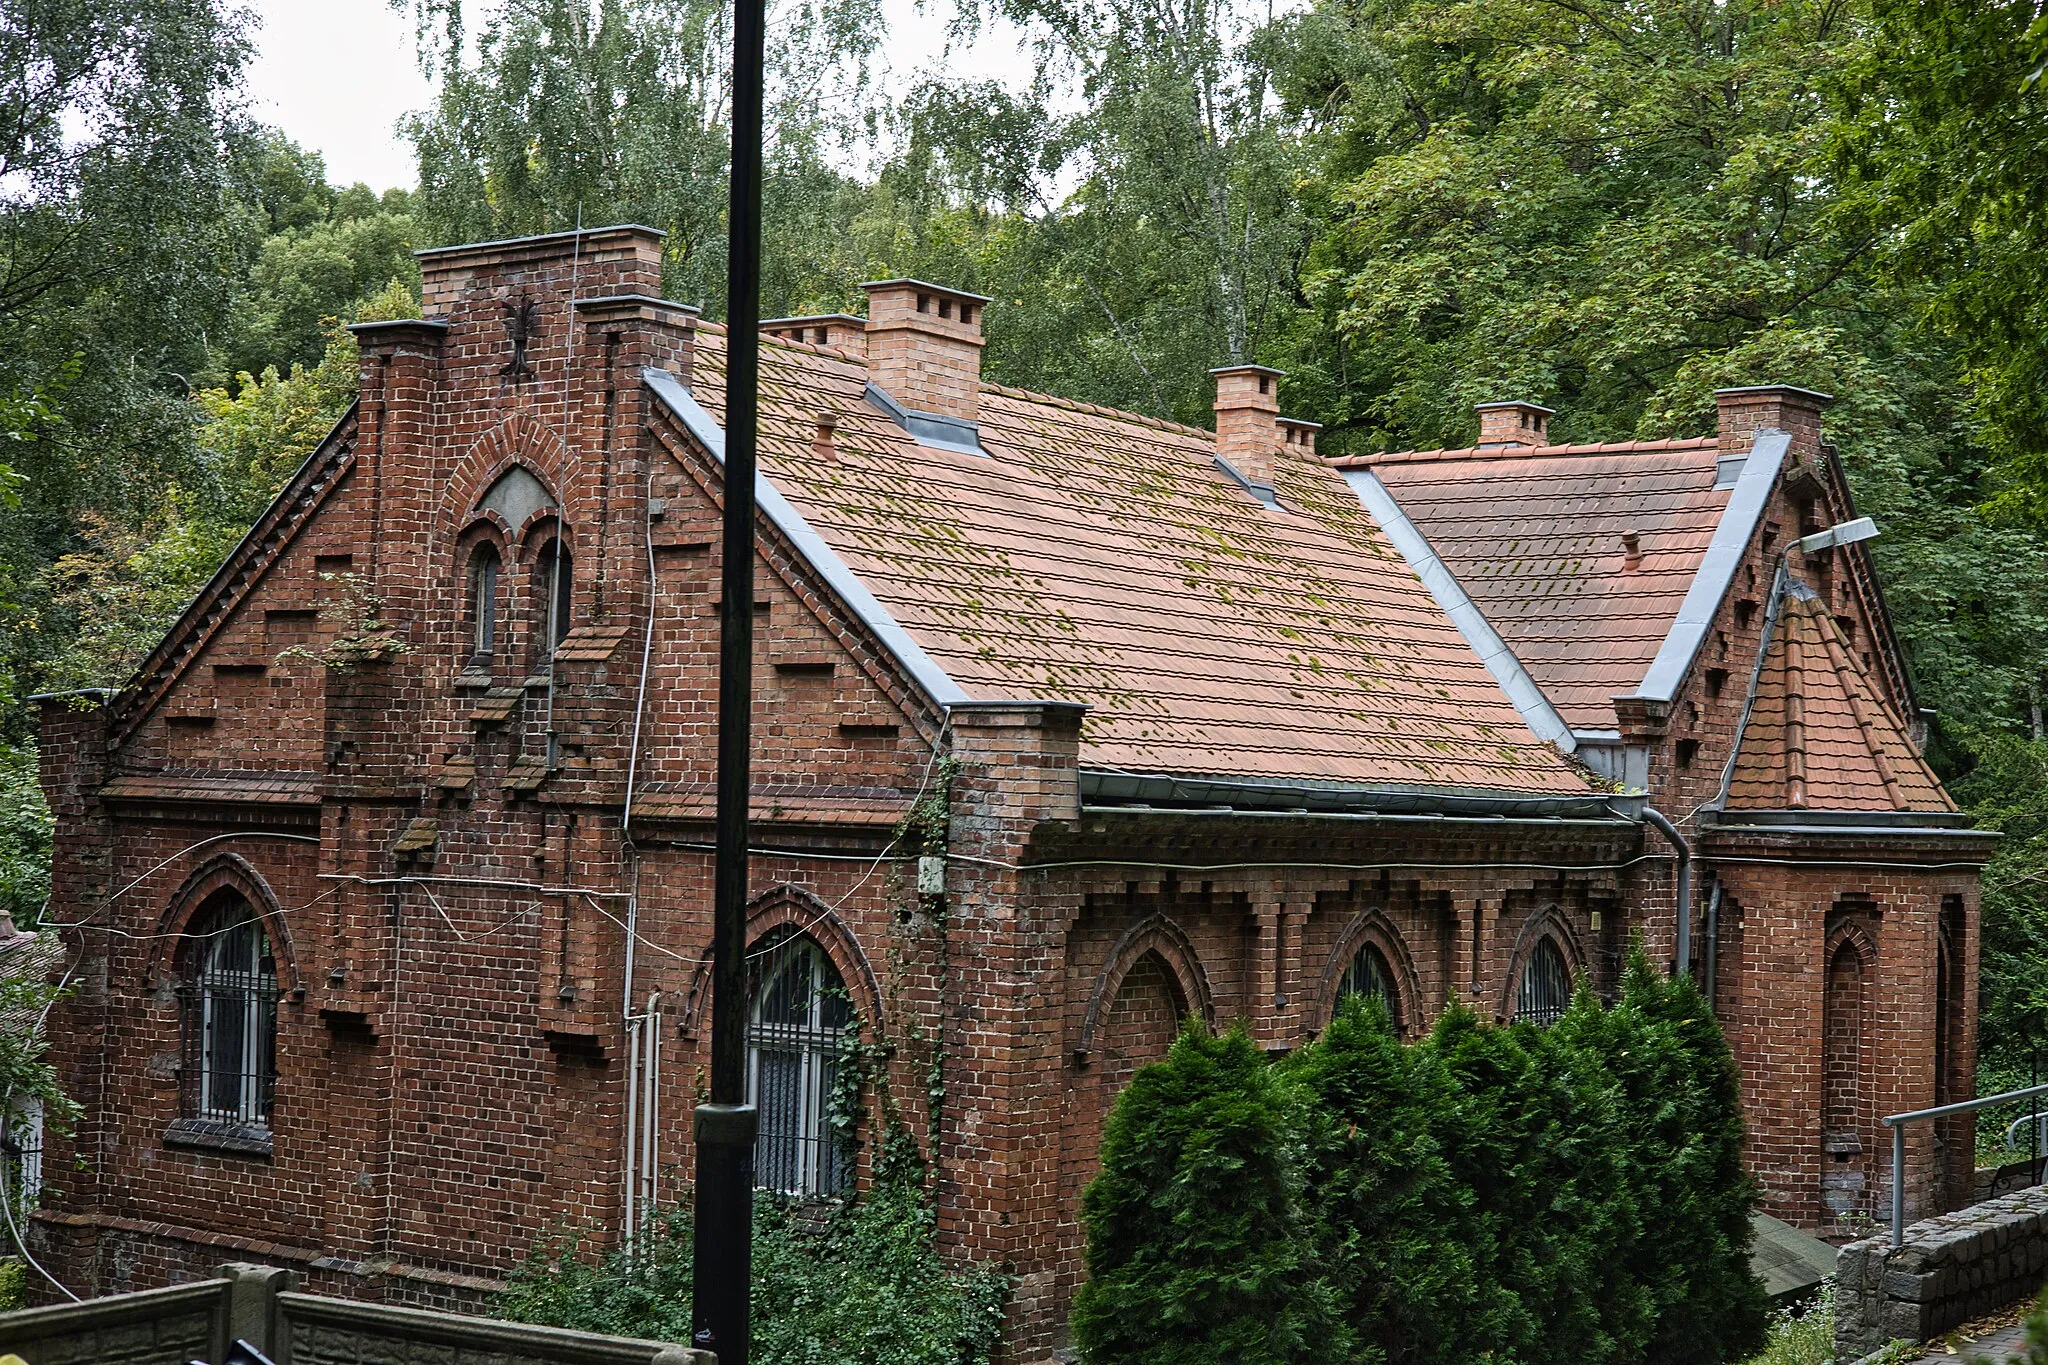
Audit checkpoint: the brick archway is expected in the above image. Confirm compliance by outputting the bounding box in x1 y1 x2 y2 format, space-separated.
678 884 883 1038
1073 912 1212 1066
145 853 301 994
1498 906 1583 1023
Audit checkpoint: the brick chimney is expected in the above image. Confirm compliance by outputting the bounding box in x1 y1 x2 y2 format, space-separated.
1474 400 1553 448
1714 384 1832 464
860 280 990 420
763 313 867 352
1213 364 1284 492
1278 417 1320 457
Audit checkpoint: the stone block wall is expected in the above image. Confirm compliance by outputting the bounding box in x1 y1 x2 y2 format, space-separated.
1835 1187 2048 1358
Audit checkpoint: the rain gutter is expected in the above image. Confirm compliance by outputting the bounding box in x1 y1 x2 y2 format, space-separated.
1080 768 1641 823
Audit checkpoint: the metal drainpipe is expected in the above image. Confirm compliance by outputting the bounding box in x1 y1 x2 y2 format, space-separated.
1702 877 1723 1008
1641 805 1693 975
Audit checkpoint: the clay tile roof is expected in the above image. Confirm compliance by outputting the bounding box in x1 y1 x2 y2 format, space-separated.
1728 596 1952 813
1348 439 1727 731
668 335 1590 796
0 929 68 1041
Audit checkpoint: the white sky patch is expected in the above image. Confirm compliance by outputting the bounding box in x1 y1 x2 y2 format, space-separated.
244 0 1046 195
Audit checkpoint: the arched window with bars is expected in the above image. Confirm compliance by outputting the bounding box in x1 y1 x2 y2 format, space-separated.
1516 936 1572 1027
1337 940 1399 1024
747 931 854 1197
178 894 278 1128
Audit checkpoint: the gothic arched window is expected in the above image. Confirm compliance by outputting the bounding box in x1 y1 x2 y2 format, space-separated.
1516 937 1571 1027
468 545 500 663
747 931 853 1197
1338 941 1398 1022
534 537 573 654
179 895 278 1127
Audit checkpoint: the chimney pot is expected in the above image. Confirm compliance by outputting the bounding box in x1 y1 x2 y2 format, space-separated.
1714 384 1832 464
861 279 990 421
1474 400 1554 448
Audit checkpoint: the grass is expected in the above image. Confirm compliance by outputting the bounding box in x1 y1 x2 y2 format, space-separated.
1740 1285 1834 1365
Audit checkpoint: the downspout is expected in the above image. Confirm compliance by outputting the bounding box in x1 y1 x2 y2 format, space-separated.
1702 877 1723 1010
1642 805 1693 976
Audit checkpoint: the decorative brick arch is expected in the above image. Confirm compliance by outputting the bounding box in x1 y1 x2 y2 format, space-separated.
443 414 572 532
1074 913 1212 1065
1497 906 1583 1022
145 853 301 994
679 885 883 1038
1316 906 1423 1034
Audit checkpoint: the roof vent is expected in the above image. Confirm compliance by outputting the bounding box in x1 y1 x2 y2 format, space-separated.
1474 400 1553 448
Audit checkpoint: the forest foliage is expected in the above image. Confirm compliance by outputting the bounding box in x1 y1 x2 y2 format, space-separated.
0 0 2045 1019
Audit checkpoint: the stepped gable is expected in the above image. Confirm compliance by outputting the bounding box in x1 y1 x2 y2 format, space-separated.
671 329 1588 795
1333 437 1728 730
108 406 360 743
1726 593 1952 812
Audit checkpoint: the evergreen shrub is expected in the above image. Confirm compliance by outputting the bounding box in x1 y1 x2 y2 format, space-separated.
1076 947 1768 1365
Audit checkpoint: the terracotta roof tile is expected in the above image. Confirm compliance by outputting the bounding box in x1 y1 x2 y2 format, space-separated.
1361 442 1728 730
676 336 1589 795
1728 597 1951 812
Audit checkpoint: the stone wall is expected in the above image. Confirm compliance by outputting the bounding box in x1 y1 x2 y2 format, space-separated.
1835 1186 2048 1358
0 1262 706 1365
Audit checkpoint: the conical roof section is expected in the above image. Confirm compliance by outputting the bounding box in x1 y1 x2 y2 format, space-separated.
1727 594 1950 812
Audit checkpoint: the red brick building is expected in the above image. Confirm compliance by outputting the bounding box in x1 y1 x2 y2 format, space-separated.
31 226 1991 1349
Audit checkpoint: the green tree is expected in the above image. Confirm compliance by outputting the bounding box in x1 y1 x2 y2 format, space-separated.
399 0 885 314
1072 1020 1348 1365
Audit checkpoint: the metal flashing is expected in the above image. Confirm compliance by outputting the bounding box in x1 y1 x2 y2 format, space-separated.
1340 467 1577 752
643 367 971 709
862 381 989 457
414 225 666 259
1702 808 1986 833
1631 428 1792 703
1213 454 1279 508
1081 768 1632 821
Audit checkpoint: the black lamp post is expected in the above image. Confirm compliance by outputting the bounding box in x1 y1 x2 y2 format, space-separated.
692 0 768 1358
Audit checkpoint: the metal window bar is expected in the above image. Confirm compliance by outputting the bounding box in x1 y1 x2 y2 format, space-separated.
1882 1083 2048 1246
1517 938 1572 1027
2 1098 42 1225
1338 944 1394 1014
179 904 279 1127
746 933 852 1198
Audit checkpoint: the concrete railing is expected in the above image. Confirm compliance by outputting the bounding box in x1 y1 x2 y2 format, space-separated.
0 1261 711 1365
1835 1186 2048 1359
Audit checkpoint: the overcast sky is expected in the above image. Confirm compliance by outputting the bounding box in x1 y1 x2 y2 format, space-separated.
241 0 1039 194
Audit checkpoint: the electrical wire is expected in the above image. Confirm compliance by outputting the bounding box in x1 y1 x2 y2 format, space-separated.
44 830 321 931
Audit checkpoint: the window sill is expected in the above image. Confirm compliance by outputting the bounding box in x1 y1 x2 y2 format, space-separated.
163 1116 274 1159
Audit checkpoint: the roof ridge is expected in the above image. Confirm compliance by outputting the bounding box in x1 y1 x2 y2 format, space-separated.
1329 436 1719 468
981 382 1215 441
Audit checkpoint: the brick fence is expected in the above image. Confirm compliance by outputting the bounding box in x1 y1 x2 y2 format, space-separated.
0 1261 709 1365
1835 1186 2048 1359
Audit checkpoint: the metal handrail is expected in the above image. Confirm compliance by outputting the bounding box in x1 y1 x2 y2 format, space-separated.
1882 1083 2048 1246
